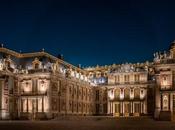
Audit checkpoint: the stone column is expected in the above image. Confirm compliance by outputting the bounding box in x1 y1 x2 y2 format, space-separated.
27 98 28 112
141 102 143 113
107 100 111 114
120 102 122 115
161 94 163 110
112 102 114 115
36 98 38 112
133 102 135 114
123 102 125 114
42 97 44 112
110 102 111 114
21 99 23 113
65 80 69 115
131 102 133 114
170 93 173 118
169 93 171 111
143 101 146 114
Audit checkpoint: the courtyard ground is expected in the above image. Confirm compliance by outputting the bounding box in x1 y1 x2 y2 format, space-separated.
0 116 175 130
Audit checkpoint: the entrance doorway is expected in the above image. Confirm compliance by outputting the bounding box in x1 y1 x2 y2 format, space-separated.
124 102 130 117
173 95 175 120
32 99 37 120
114 103 120 116
134 103 140 116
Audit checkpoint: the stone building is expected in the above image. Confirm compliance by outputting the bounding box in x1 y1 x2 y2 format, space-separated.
0 47 94 120
85 62 154 117
154 41 175 121
0 41 175 121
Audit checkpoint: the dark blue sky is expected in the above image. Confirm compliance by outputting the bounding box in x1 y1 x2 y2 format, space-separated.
0 0 175 67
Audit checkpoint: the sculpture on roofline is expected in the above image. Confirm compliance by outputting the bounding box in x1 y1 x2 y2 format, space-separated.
0 59 4 71
65 67 71 78
154 52 160 62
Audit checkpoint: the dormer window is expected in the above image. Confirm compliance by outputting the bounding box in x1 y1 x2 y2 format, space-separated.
32 58 41 69
35 63 39 69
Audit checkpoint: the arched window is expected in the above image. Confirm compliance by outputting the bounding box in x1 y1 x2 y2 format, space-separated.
124 88 130 99
115 89 120 99
134 88 140 99
163 95 169 111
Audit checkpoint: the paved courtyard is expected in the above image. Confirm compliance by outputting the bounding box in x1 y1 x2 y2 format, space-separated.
0 117 175 130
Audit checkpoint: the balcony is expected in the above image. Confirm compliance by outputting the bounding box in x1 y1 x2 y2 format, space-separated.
113 81 148 85
160 87 175 92
28 69 52 74
111 96 144 101
154 59 175 65
20 91 48 96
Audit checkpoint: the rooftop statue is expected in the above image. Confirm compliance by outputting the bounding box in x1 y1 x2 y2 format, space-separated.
0 59 4 71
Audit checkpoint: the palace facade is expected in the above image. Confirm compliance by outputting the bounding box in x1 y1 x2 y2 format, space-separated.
0 41 175 121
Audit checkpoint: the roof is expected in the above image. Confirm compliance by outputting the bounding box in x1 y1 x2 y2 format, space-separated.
0 47 86 74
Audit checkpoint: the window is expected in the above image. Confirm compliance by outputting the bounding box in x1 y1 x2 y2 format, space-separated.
173 95 175 112
115 89 120 99
22 81 32 93
38 98 42 112
134 103 140 113
35 63 39 69
22 99 27 112
134 88 140 99
32 58 41 69
161 74 171 90
96 104 100 114
124 88 130 99
161 76 168 87
115 75 120 84
124 75 130 82
58 81 61 94
115 104 120 113
124 103 130 113
134 75 140 82
162 95 169 111
40 80 47 93
96 90 99 101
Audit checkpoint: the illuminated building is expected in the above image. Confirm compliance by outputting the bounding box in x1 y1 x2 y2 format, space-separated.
154 41 175 121
0 47 94 120
85 62 153 117
0 41 175 121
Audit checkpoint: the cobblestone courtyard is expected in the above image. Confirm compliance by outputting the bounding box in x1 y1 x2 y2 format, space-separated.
0 117 175 130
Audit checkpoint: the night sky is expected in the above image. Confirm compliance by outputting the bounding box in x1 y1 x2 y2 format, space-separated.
0 0 175 67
